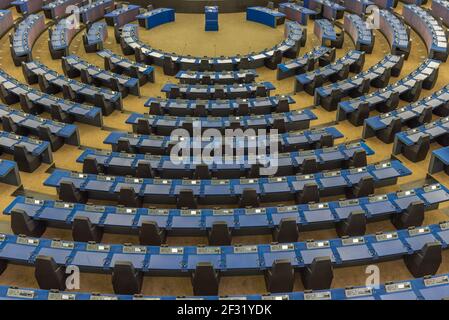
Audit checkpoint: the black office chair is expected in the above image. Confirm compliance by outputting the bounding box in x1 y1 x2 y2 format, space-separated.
35 256 67 290
273 217 299 243
14 144 41 173
237 101 249 115
193 103 207 117
349 176 374 198
336 210 366 237
404 242 442 278
61 83 77 101
50 104 74 124
83 155 102 174
112 261 143 295
208 221 232 245
139 220 166 245
119 186 142 207
2 115 27 135
301 157 318 174
194 164 211 179
116 138 134 153
377 118 402 144
10 208 46 237
148 101 163 115
391 200 424 229
296 183 319 204
177 189 198 209
191 262 220 296
59 181 87 203
136 161 154 178
402 134 430 162
136 118 152 135
72 216 103 242
38 125 64 151
276 97 290 113
301 256 333 290
349 102 370 126
347 149 367 168
265 259 295 293
239 188 260 207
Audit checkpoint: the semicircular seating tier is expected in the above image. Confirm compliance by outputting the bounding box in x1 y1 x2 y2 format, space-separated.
43 0 86 20
0 68 103 126
125 108 317 136
10 13 46 66
42 160 411 206
4 271 449 300
5 182 447 242
363 84 449 143
119 22 306 75
49 18 84 59
0 221 445 294
103 125 344 155
402 4 448 62
337 59 440 126
77 140 372 179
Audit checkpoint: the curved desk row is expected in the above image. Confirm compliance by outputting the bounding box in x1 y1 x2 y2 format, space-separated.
49 18 81 59
393 116 449 162
78 0 115 24
44 160 410 206
378 9 410 59
432 0 449 27
77 140 372 179
160 82 275 100
43 0 86 20
294 50 365 94
314 19 344 49
246 6 285 28
6 183 447 240
10 14 46 66
337 59 441 126
315 54 404 111
278 2 316 26
22 60 122 117
304 0 345 20
277 46 336 80
125 108 317 135
83 22 108 53
0 10 13 39
62 55 140 97
0 104 79 151
363 84 449 143
104 126 343 155
0 220 445 289
0 131 52 172
11 0 43 14
136 7 175 30
97 49 154 85
343 0 374 15
0 68 103 126
120 22 304 74
402 4 448 62
344 14 374 53
145 95 295 116
175 70 258 85
2 271 449 299
105 4 140 27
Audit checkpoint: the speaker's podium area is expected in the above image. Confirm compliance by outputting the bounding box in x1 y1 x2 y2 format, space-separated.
0 0 446 302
